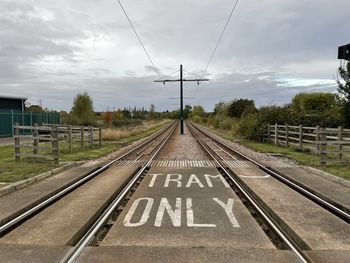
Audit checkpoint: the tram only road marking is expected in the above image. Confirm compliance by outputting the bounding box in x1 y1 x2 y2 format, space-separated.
148 173 230 188
123 172 240 228
123 197 240 228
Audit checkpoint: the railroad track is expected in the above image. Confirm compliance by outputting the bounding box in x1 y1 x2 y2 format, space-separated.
187 121 350 263
60 121 177 263
0 121 177 239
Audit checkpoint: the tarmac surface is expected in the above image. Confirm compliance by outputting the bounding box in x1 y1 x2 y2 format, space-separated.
0 165 98 226
0 166 137 246
231 166 350 250
100 167 274 248
272 166 350 211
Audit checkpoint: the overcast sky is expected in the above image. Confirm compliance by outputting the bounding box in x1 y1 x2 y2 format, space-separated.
0 0 349 112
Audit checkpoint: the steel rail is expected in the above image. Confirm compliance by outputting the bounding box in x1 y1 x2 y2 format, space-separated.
61 122 177 263
190 122 350 223
187 122 313 263
0 121 176 236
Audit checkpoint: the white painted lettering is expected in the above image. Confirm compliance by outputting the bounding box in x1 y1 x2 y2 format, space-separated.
186 198 216 227
186 174 204 188
124 198 153 227
148 174 161 187
204 174 230 188
213 198 240 227
155 198 181 227
164 174 182 187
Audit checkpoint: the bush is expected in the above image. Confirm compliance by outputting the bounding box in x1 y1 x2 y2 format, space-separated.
236 113 259 140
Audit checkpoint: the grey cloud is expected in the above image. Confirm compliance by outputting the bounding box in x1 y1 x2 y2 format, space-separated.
0 0 347 112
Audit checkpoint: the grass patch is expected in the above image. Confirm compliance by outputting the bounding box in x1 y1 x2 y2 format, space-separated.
199 123 350 180
0 120 170 183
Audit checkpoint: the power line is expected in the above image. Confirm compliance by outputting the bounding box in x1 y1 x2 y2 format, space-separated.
202 0 239 76
116 0 161 78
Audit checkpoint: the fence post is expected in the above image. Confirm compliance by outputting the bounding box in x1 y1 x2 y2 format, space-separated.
316 125 320 152
89 126 94 148
81 126 84 150
33 123 38 155
267 125 271 143
299 124 303 150
99 128 102 147
285 124 289 147
30 112 33 127
11 110 14 136
51 125 59 164
14 123 20 162
69 126 72 153
338 126 343 162
320 127 327 166
274 123 278 145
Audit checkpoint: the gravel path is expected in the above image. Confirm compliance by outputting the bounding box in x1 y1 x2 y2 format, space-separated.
158 123 209 160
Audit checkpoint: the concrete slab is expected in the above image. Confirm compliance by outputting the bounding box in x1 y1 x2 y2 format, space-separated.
78 246 298 263
102 167 275 249
0 166 137 246
231 167 350 250
0 165 99 226
0 244 69 263
270 166 350 211
307 250 350 263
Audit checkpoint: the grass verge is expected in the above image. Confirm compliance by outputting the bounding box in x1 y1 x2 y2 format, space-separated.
0 120 170 183
198 123 350 180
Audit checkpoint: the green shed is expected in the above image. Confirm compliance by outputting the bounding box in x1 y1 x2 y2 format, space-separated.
0 96 60 138
0 96 26 111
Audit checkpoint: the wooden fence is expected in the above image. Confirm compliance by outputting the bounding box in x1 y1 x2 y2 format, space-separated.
14 124 102 163
264 124 350 165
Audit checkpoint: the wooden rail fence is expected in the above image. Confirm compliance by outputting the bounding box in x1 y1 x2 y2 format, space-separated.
14 124 102 163
264 124 350 165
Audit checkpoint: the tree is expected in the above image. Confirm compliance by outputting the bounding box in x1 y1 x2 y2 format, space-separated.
102 112 113 126
227 99 256 118
213 101 228 115
28 105 44 112
290 92 342 127
338 62 350 126
149 104 156 120
71 92 95 125
183 105 192 119
191 105 205 117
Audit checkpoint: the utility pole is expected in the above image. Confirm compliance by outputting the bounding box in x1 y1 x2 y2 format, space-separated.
155 65 209 135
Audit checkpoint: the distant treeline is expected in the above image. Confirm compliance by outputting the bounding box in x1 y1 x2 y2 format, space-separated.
190 62 350 141
60 92 181 127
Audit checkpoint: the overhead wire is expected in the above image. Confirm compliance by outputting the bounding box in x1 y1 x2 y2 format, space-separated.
116 0 162 79
202 0 239 76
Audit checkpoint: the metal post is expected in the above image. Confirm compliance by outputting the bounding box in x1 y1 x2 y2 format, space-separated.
180 64 184 135
14 123 20 162
11 110 14 136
